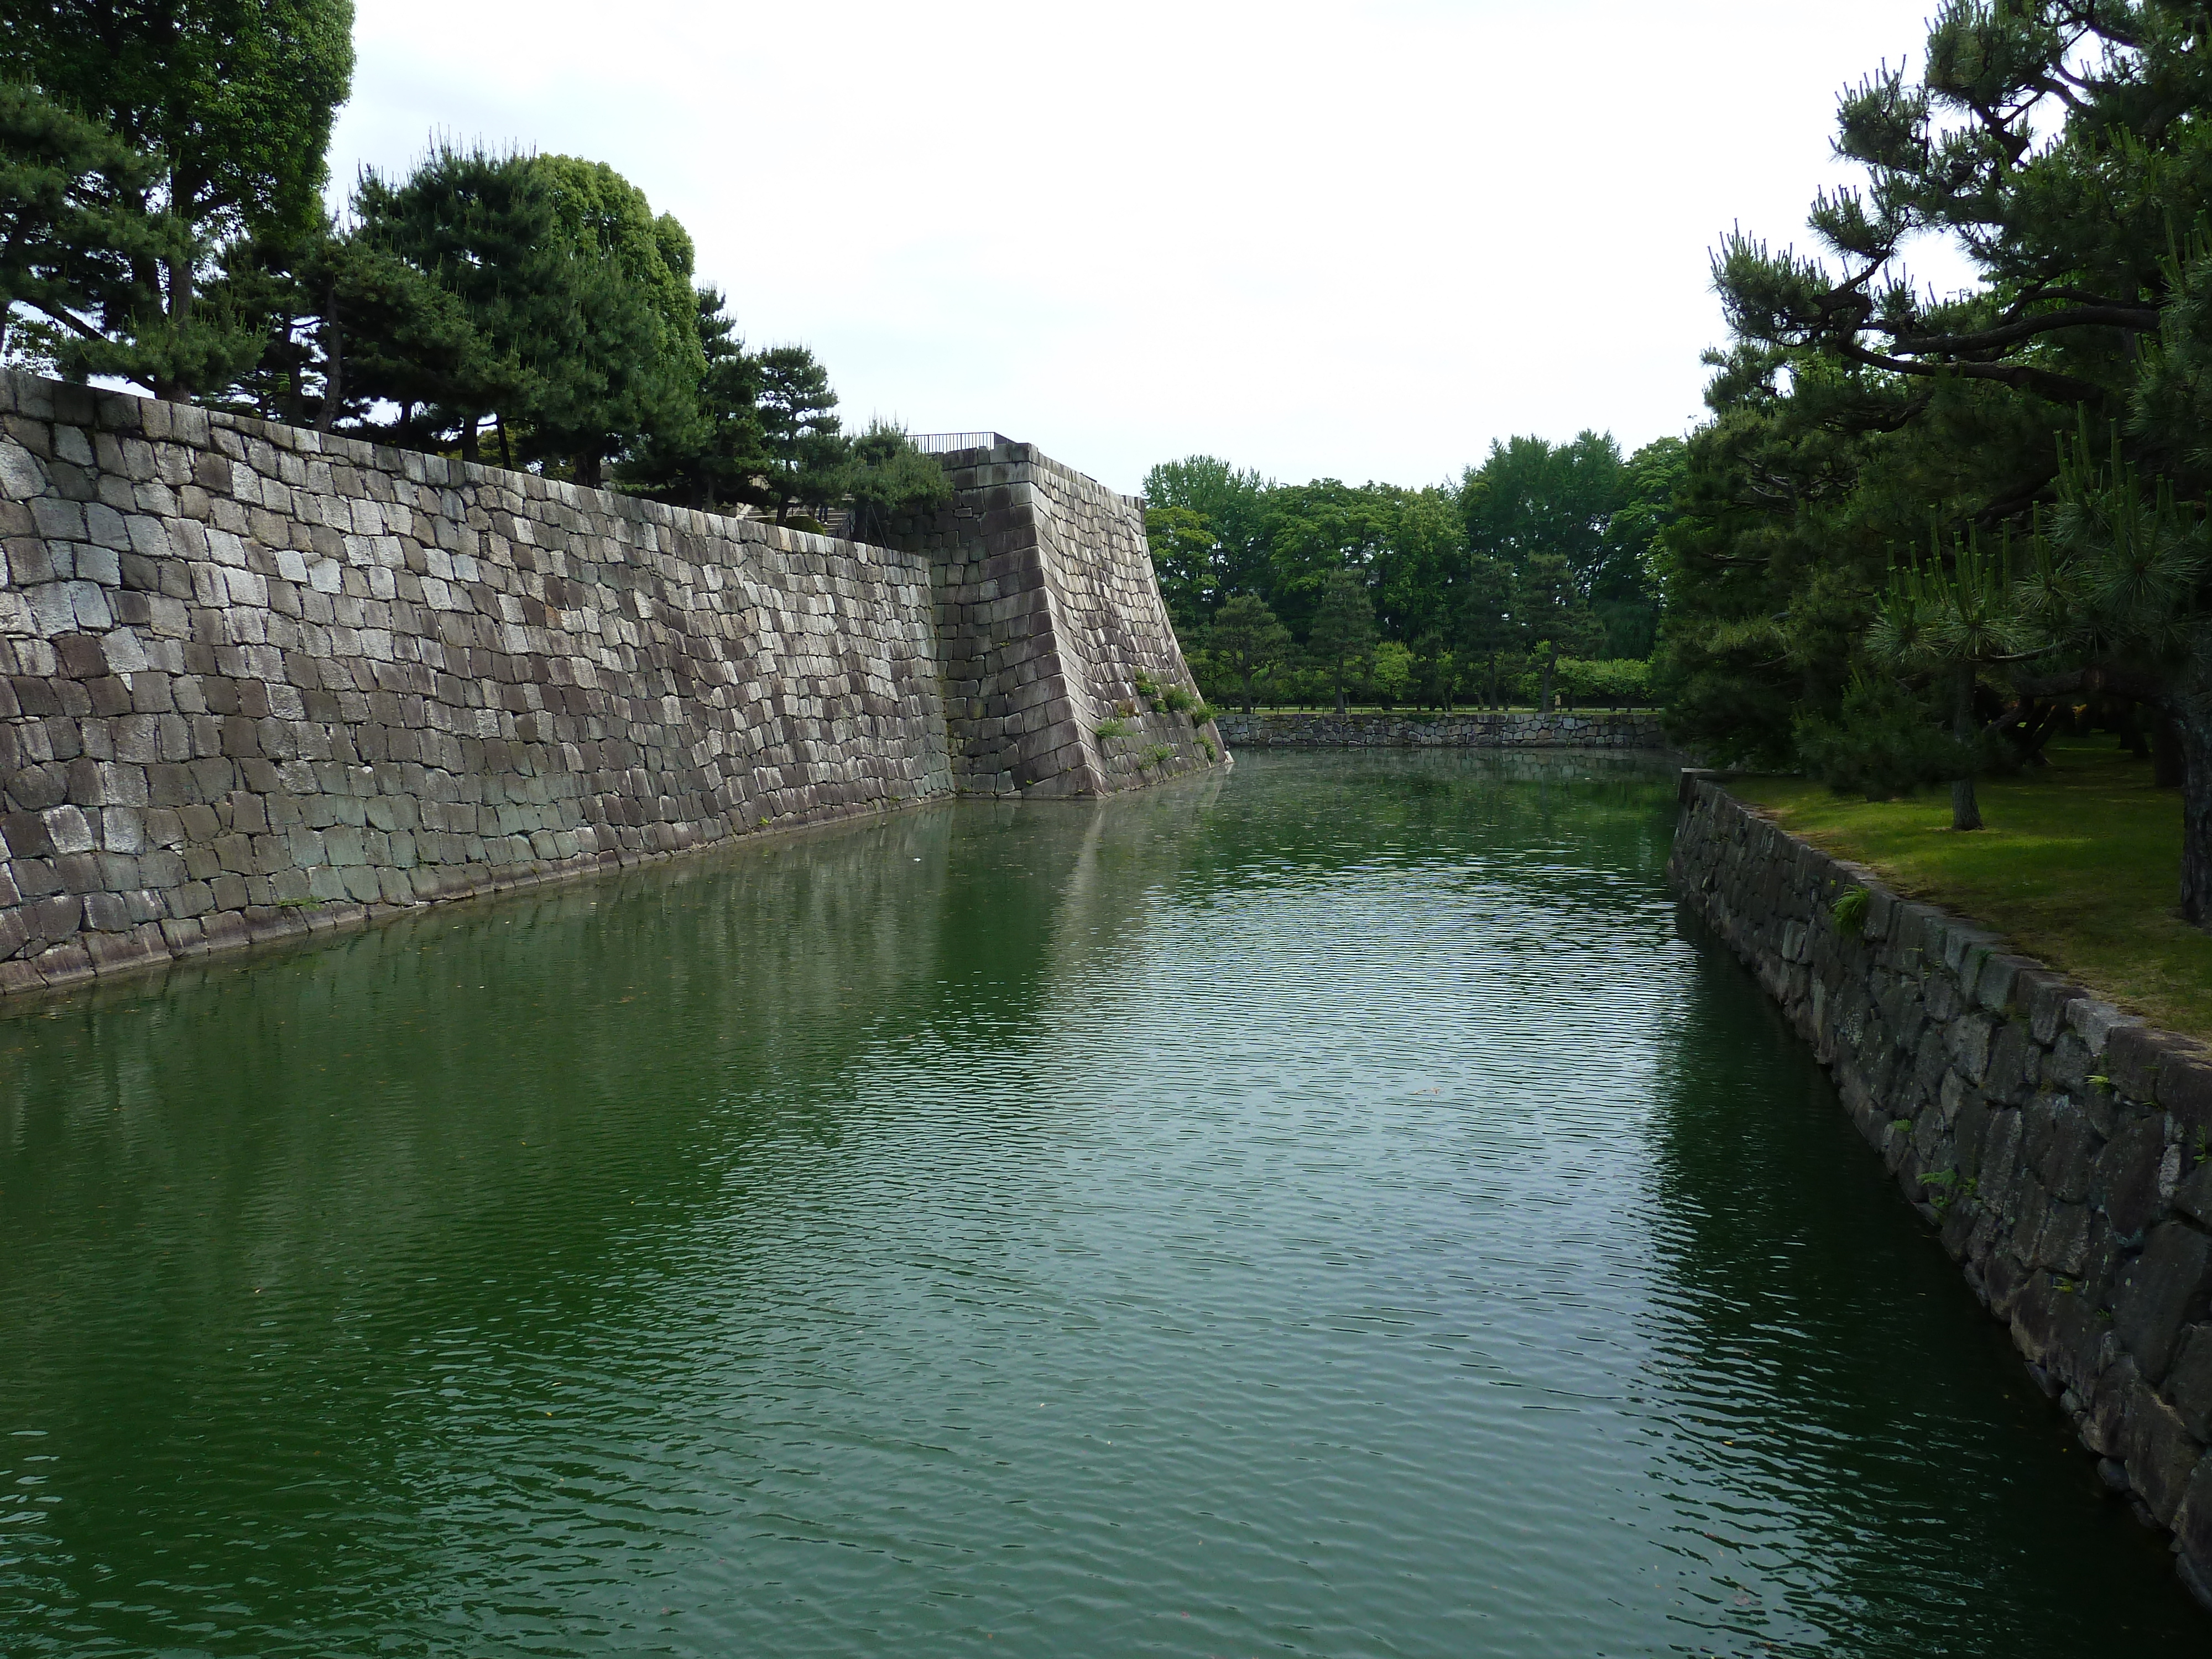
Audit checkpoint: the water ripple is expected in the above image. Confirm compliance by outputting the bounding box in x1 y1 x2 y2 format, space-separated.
0 752 2198 1656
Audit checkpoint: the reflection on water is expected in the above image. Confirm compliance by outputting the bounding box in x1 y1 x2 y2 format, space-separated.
0 751 2197 1656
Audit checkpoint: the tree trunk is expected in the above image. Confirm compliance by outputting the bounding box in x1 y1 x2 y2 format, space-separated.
576 452 603 490
1950 661 1983 831
497 414 513 471
1334 669 1347 716
317 296 343 434
2122 703 2151 758
2174 707 2212 926
2154 716 2185 788
156 197 194 401
1487 651 1500 710
1539 643 1557 714
460 418 478 465
1240 674 1254 717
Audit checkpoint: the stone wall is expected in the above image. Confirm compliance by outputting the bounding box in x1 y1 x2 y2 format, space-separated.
891 443 1223 796
1217 710 1668 749
1671 774 2212 1608
0 371 1223 997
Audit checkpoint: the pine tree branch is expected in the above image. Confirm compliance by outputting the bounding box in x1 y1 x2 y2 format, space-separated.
1834 338 2109 406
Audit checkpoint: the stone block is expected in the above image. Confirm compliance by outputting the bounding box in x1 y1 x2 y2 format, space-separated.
2093 1116 2168 1240
2120 1379 2203 1526
2115 1222 2212 1384
2068 997 2145 1061
2168 1324 2212 1440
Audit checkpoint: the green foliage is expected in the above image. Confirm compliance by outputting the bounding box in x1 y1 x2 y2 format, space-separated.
1830 886 1869 936
2 0 357 397
1664 0 2212 890
1369 638 1414 707
837 420 949 541
1094 717 1131 740
1144 744 1174 767
1794 675 1976 801
1546 657 1651 708
339 143 561 448
520 154 706 485
1207 593 1293 714
618 284 763 510
750 343 845 523
0 80 181 366
1144 502 1219 631
1141 436 1668 714
1307 568 1378 714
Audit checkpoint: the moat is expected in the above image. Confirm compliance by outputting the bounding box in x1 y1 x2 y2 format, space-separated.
1 752 2199 1656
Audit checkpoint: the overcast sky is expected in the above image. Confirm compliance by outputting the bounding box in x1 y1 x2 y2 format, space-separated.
329 1 1973 495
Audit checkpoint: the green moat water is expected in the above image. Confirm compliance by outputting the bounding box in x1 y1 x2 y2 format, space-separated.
1 752 2199 1655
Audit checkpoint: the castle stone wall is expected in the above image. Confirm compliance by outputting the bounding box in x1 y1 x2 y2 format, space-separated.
0 372 1222 996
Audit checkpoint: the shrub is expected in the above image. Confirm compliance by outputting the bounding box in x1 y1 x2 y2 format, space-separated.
1547 657 1652 709
1793 675 1975 800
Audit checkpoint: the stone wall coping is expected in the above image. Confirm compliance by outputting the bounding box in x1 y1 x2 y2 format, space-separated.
1 367 881 565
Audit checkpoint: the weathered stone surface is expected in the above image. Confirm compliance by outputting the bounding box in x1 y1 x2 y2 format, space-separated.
2116 1223 2212 1385
0 373 1228 993
2095 1116 2171 1241
2167 1324 2212 1439
2120 1379 2204 1526
1666 774 2212 1597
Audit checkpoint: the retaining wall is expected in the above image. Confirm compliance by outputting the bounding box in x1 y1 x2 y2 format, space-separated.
891 444 1221 796
1216 710 1666 748
1670 773 2212 1608
0 372 1223 997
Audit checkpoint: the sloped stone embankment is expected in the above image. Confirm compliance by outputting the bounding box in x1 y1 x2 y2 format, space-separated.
1671 772 2212 1608
0 372 1223 996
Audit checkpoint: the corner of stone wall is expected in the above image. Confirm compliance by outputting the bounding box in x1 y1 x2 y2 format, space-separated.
1669 775 2212 1613
892 442 1228 799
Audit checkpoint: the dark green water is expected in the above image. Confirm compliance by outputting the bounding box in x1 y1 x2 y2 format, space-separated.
0 751 2199 1656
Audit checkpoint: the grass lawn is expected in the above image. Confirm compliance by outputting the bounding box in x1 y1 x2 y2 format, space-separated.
1730 739 2212 1040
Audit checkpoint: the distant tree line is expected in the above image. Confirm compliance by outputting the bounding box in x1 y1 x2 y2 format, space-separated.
0 0 946 526
1655 0 2212 919
1149 432 1680 714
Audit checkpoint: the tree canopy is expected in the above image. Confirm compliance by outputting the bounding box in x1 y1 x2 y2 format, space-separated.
1660 0 2212 916
0 4 946 529
0 0 356 397
1144 432 1671 713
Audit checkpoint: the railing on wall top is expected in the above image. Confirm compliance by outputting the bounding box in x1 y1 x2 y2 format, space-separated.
911 431 1013 454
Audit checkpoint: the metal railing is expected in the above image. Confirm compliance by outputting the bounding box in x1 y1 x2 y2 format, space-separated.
910 431 1013 455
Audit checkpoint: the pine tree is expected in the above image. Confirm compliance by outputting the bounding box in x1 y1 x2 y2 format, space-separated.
1209 594 1293 714
1512 552 1601 712
1307 570 1378 715
750 345 846 524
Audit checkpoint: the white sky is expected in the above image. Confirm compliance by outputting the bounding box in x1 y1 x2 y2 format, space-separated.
330 0 1976 496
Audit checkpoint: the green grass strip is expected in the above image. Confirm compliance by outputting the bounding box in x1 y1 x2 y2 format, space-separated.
1730 740 2212 1039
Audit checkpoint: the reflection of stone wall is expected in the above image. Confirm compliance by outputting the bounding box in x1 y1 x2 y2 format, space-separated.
1217 711 1667 749
0 373 1223 996
1671 774 2212 1610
